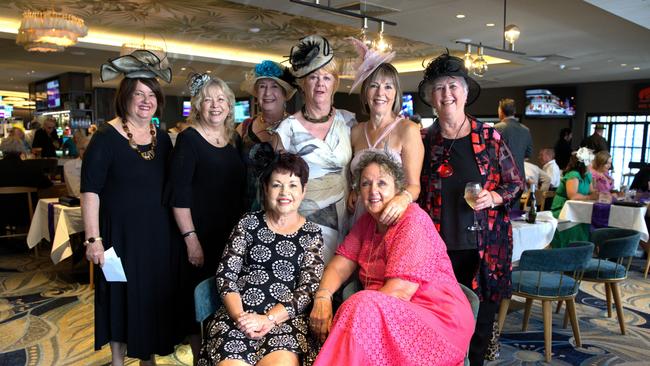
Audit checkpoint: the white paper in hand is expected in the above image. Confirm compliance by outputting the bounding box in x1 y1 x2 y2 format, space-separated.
102 247 127 282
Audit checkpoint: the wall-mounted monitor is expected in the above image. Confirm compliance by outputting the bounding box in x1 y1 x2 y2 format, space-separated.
182 100 191 117
46 79 61 109
234 100 251 123
524 87 576 118
401 93 414 117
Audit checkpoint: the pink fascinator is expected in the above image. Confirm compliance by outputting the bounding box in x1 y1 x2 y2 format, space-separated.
346 37 396 93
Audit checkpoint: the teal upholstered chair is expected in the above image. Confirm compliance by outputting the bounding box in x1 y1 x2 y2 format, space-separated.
459 283 479 366
496 242 594 362
194 276 220 337
581 228 641 335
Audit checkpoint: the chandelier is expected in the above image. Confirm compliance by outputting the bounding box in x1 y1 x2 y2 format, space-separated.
16 10 88 52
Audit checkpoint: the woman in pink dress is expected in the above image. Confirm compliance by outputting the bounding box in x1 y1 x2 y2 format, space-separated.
590 150 615 193
310 151 475 366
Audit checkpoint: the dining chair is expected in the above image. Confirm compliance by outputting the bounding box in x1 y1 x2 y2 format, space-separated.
459 283 479 366
0 186 38 255
536 190 556 211
194 276 220 338
496 241 594 362
580 228 641 335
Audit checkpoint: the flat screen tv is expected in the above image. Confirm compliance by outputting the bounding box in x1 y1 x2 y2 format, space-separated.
524 87 576 117
182 100 191 117
46 79 61 109
401 93 414 117
234 100 251 123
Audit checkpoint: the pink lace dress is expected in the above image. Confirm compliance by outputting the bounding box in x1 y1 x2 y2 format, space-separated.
314 204 475 366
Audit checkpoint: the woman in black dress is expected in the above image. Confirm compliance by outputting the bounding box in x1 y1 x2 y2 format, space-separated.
82 50 177 365
166 73 246 361
196 153 324 366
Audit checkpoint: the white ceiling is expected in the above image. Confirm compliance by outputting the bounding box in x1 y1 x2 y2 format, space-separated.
0 0 648 99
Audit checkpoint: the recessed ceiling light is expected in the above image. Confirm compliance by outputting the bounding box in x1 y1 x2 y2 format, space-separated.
633 67 640 70
249 27 260 33
621 63 627 67
181 67 186 71
9 77 13 81
568 66 581 71
486 23 495 27
206 70 212 73
456 14 466 19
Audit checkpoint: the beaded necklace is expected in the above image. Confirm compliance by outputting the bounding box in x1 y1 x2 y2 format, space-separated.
258 112 288 134
301 105 333 123
121 119 156 160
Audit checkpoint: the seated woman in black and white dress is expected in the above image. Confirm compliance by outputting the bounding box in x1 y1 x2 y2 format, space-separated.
196 153 324 366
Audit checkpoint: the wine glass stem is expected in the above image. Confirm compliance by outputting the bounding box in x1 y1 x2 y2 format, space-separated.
473 212 479 228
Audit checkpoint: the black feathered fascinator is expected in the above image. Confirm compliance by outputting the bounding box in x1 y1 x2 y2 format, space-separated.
417 50 481 107
288 35 334 78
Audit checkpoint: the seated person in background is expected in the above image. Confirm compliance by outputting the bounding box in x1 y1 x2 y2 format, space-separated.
539 147 560 188
631 165 650 192
64 134 89 197
310 152 474 366
524 159 551 192
0 138 52 234
8 123 31 153
550 147 598 248
31 117 61 157
196 153 324 366
589 151 615 193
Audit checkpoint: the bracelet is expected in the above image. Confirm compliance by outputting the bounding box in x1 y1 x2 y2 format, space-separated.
315 288 333 299
401 190 413 203
182 230 196 238
315 295 332 301
83 237 102 246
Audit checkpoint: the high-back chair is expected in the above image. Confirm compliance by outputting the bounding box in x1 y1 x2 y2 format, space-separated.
496 242 594 362
0 186 38 253
536 190 556 211
581 228 641 335
194 276 220 338
459 283 479 366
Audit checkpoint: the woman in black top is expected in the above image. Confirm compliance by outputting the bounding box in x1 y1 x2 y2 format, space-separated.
166 73 246 361
82 50 177 365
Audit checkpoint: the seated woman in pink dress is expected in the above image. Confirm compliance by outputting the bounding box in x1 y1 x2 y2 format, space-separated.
309 151 475 366
590 150 614 193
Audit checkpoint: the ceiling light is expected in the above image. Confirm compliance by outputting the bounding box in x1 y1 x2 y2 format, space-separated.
463 44 474 69
16 10 88 52
633 67 640 70
181 67 186 71
206 70 212 73
486 23 495 27
456 14 466 19
371 21 391 52
472 45 488 77
504 24 520 51
358 17 373 48
621 63 627 67
248 27 260 33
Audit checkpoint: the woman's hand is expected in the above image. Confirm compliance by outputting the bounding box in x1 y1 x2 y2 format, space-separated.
185 235 204 267
310 297 333 343
85 240 106 266
475 189 502 210
236 313 274 339
379 192 411 226
347 190 358 213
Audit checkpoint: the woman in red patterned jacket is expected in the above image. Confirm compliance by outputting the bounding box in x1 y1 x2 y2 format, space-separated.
417 52 524 366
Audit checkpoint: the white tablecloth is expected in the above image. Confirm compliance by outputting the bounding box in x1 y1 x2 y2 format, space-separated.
511 211 557 262
559 200 648 241
27 198 83 264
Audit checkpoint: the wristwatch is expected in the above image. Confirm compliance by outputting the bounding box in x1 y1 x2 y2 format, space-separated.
83 237 102 246
266 314 277 325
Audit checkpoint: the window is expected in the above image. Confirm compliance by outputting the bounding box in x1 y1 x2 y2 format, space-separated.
586 113 650 189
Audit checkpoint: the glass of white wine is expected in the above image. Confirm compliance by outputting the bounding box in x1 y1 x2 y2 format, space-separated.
464 182 483 231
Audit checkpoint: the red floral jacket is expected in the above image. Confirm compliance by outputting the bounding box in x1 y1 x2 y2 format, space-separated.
418 117 524 302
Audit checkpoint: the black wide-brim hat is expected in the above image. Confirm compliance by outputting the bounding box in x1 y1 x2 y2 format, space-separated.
418 51 481 107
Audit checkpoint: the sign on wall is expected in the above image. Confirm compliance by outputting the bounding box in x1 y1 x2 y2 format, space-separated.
636 84 650 110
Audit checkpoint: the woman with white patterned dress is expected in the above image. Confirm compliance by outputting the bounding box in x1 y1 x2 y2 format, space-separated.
196 153 324 366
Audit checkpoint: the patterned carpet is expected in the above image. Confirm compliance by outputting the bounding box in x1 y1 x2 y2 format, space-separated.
1 245 649 366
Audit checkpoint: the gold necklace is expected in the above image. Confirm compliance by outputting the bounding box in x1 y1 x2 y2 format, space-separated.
258 112 288 134
364 231 385 289
121 119 156 160
199 124 224 145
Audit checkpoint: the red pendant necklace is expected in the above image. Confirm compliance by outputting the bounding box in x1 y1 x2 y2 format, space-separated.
437 116 468 178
